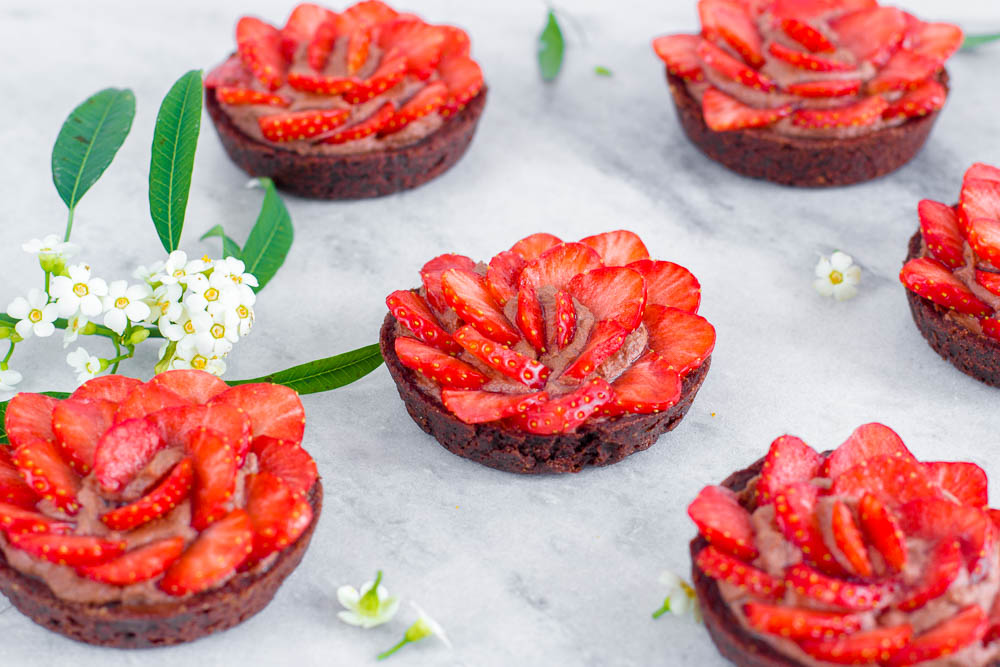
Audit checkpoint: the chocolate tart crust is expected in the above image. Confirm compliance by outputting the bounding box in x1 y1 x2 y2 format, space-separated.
0 481 323 649
205 82 487 200
904 230 1000 388
665 70 947 188
380 312 712 474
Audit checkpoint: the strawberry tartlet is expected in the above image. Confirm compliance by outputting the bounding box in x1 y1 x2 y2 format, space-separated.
0 370 321 647
688 423 1000 666
205 1 486 199
653 1 962 187
379 230 716 474
900 163 1000 388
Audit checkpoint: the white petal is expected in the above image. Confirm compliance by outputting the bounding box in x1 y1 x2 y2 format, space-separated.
830 251 854 271
337 585 361 610
49 276 71 299
27 289 48 308
80 295 103 318
844 266 862 285
33 321 55 338
336 611 364 627
89 277 109 296
14 319 32 339
814 257 832 279
125 301 151 322
813 278 835 297
105 309 127 335
833 283 858 301
41 304 60 323
7 297 28 319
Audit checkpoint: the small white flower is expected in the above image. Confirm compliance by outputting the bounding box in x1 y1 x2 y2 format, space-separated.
63 312 90 348
7 289 58 339
184 269 241 314
170 337 227 375
134 259 166 284
159 306 212 342
49 263 108 318
66 347 103 384
155 250 209 286
213 257 259 299
23 234 79 259
654 571 700 621
0 369 23 393
102 281 152 335
814 251 862 301
337 572 400 629
147 283 183 325
377 601 451 660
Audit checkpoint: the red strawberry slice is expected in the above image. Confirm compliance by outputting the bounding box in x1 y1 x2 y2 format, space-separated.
280 3 334 61
78 537 186 586
643 305 716 375
438 56 484 114
0 449 39 508
13 439 80 514
346 28 372 75
485 251 527 306
965 164 1000 185
831 500 872 577
831 6 906 66
553 289 576 349
695 545 784 600
823 422 914 479
696 40 776 92
883 79 946 121
869 50 940 94
899 498 992 564
394 337 488 390
516 378 612 435
743 601 862 641
786 79 862 98
627 260 700 313
858 492 907 572
205 54 254 90
756 435 822 506
250 436 319 495
969 217 1000 266
187 429 237 531
148 403 252 465
258 108 351 143
5 393 58 448
916 200 964 269
441 268 521 346
887 605 988 667
510 233 563 261
379 81 448 135
792 96 888 129
786 563 894 611
771 0 877 20
606 353 681 415
386 289 462 355
567 266 647 332
925 461 988 507
148 369 228 404
420 253 476 312
688 484 758 560
652 34 705 82
773 482 847 576
236 17 286 90
244 471 313 567
160 509 253 596
51 398 116 474
0 501 72 535
959 178 1000 237
702 87 791 132
71 375 140 403
306 18 340 71
976 271 1000 297
378 20 445 80
799 625 912 665
900 258 992 317
208 383 305 445
341 50 407 104
216 87 291 107
287 71 359 96
897 538 962 611
781 18 835 53
454 325 550 390
767 42 853 72
342 0 398 28
101 458 194 531
579 230 649 267
439 25 470 59
699 0 764 67
114 382 192 423
92 419 166 495
831 455 941 506
516 285 547 352
984 318 1000 342
562 320 628 381
441 389 549 424
8 532 125 566
519 243 603 293
907 22 963 66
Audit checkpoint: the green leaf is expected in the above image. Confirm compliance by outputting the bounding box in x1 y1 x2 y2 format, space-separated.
241 178 294 291
51 88 135 213
538 10 565 82
149 70 203 253
594 65 612 77
0 391 72 444
229 344 384 395
200 225 243 260
963 33 1000 49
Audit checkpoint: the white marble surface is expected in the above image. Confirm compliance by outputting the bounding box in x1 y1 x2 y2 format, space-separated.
1 1 1000 665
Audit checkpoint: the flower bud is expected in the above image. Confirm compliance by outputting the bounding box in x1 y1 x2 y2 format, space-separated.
128 328 150 345
81 322 99 335
0 327 10 340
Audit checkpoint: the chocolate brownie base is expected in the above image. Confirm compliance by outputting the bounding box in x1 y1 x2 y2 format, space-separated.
665 70 946 188
0 481 323 648
205 84 487 200
904 231 1000 388
380 313 711 474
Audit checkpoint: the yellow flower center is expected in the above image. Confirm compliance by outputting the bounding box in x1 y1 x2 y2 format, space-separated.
191 355 208 370
231 275 243 284
114 297 129 309
829 270 844 285
236 305 249 318
210 323 225 339
204 287 219 302
201 255 211 263
183 321 195 334
28 309 42 323
73 283 88 297
173 269 184 278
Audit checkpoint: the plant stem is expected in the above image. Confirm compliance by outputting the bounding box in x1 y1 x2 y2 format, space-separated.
44 271 51 294
0 314 162 340
64 207 75 242
652 600 670 619
0 341 14 371
376 637 411 661
110 338 124 373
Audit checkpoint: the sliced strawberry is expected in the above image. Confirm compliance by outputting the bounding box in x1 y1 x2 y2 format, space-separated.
244 472 313 567
883 79 946 121
441 268 520 346
916 200 964 269
858 492 907 572
306 19 338 71
553 289 576 350
786 563 894 611
394 337 488 390
925 461 988 507
440 25 470 60
258 108 351 142
897 538 962 612
831 6 906 66
696 40 776 92
562 320 628 381
0 501 72 535
379 19 445 80
51 398 116 475
281 3 335 62
824 422 914 479
567 266 647 332
187 429 237 531
342 0 398 28
792 96 888 129
420 253 476 312
147 403 251 465
114 382 192 423
976 271 1000 298
899 498 992 564
379 81 448 135
579 230 649 267
13 439 80 514
700 0 764 67
516 378 613 435
236 16 286 90
5 393 58 448
781 18 835 53
8 532 124 566
773 482 847 576
907 22 963 66
160 509 253 596
969 217 1000 266
216 87 291 107
831 500 872 577
100 458 193 531
959 178 1000 238
627 260 700 313
606 353 682 416
386 290 462 355
886 605 988 667
900 258 992 317
519 243 603 293
509 233 564 261
786 79 862 98
342 53 407 104
756 435 822 506
743 601 862 641
799 625 912 665
652 34 705 82
643 305 716 375
287 71 359 96
767 42 853 72
78 537 186 586
688 484 757 560
92 419 166 495
702 87 791 132
695 545 784 600
983 318 1000 342
965 164 1000 185
869 50 940 94
831 455 941 506
0 449 39 508
516 285 546 352
71 375 140 403
208 383 305 445
485 251 527 306
346 28 372 75
250 436 319 495
441 389 548 425
148 370 228 404
454 325 550 390
438 56 484 114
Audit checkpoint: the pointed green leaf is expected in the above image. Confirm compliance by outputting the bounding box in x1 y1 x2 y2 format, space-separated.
538 10 565 81
241 178 294 292
149 70 203 253
963 33 1000 49
0 391 72 444
51 88 135 213
200 225 243 260
228 344 384 395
